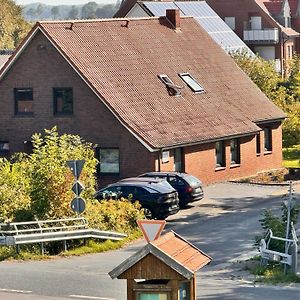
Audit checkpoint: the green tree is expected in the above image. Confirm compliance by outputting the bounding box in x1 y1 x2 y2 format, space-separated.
0 0 31 49
25 127 98 219
231 53 300 147
68 5 79 20
51 6 60 20
96 5 115 18
231 52 281 99
81 1 98 19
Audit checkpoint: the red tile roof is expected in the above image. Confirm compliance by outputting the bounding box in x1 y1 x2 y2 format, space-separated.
255 0 300 36
264 1 284 14
152 231 212 272
109 231 212 280
257 0 300 16
1 15 286 150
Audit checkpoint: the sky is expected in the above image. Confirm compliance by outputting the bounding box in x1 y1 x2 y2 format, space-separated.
15 0 116 5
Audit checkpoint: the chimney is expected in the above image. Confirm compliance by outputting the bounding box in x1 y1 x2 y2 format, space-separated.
166 9 180 30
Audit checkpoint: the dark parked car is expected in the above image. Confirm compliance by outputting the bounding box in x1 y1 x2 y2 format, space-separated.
139 172 204 207
94 179 179 220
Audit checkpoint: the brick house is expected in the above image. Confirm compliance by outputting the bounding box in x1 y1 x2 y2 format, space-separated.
0 10 286 187
207 0 300 74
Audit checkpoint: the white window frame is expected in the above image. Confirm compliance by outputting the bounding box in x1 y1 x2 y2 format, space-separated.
178 73 204 93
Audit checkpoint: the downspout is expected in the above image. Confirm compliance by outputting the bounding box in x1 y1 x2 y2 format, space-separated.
281 31 289 77
158 149 162 172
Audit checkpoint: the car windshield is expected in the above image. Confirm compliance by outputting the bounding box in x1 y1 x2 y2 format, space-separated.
183 174 202 187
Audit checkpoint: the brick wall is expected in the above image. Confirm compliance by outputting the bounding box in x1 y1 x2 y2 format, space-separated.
157 123 283 185
0 31 155 188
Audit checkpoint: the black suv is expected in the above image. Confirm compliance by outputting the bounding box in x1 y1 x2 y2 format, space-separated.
94 179 179 220
139 172 204 207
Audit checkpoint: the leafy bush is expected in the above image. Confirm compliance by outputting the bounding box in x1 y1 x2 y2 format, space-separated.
84 198 144 234
256 202 300 253
0 158 31 222
0 127 144 256
23 127 98 219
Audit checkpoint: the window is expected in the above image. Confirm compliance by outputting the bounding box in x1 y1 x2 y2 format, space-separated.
23 140 33 154
230 139 240 165
224 17 235 30
158 74 181 96
53 88 73 115
0 142 9 155
138 293 168 300
215 141 225 168
256 134 261 155
264 128 272 152
14 88 33 115
98 148 120 174
158 74 173 85
174 148 184 172
250 16 262 30
178 73 204 93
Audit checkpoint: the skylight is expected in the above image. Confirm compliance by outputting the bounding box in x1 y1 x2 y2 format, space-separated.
179 73 204 93
158 74 181 96
158 74 173 85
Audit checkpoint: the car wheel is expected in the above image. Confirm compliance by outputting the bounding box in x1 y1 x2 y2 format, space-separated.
143 208 153 219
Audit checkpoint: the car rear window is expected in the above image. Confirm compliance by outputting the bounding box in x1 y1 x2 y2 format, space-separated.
183 174 202 187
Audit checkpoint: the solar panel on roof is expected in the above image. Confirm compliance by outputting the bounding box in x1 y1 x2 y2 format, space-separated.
141 1 254 56
175 1 217 17
143 2 178 17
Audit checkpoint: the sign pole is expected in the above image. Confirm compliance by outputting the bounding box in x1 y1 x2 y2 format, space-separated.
74 161 79 217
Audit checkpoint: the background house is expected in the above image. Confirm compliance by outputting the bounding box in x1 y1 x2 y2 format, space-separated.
0 10 286 187
207 0 300 74
115 0 254 56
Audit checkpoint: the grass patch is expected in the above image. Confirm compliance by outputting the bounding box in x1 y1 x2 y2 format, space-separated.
248 260 300 284
0 245 50 261
283 145 300 168
60 229 142 257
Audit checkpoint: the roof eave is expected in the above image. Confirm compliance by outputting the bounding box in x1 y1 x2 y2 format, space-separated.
152 128 261 151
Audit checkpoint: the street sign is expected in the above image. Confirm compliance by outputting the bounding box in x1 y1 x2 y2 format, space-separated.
72 181 85 197
66 160 85 179
71 197 86 214
137 220 166 243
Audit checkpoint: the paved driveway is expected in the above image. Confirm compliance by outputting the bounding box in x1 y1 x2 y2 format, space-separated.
0 182 300 299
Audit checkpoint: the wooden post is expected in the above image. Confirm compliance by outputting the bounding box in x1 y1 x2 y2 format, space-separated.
127 279 134 300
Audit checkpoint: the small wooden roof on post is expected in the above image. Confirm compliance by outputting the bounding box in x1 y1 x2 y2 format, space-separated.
109 231 212 280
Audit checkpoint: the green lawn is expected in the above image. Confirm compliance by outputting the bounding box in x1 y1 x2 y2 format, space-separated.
283 145 300 168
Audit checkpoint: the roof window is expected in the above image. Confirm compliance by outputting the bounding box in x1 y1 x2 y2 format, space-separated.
179 73 204 93
158 74 182 96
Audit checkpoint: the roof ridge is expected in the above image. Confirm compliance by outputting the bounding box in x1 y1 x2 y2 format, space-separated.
37 14 192 25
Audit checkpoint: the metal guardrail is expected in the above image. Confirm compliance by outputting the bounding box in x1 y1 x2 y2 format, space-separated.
0 217 127 254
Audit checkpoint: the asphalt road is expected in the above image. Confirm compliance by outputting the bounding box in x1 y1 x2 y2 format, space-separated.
0 182 300 300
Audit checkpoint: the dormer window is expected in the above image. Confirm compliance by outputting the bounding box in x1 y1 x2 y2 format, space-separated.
179 73 204 93
158 74 181 96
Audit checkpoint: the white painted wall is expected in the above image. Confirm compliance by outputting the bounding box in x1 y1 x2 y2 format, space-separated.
254 46 275 60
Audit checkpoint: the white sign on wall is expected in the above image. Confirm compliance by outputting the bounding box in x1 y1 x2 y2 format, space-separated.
162 151 169 163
